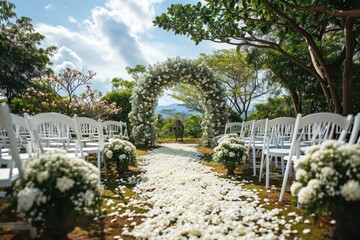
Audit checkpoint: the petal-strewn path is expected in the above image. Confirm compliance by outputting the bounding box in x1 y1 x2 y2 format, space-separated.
127 144 297 239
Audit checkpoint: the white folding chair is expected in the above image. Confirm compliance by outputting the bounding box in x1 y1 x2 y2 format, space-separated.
0 114 35 165
224 122 242 134
25 112 82 158
120 121 129 140
279 112 353 201
258 117 296 188
0 104 36 239
102 120 122 140
248 119 267 176
349 112 360 144
74 116 103 176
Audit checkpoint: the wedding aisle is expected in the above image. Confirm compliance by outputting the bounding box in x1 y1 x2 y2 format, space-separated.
124 144 300 240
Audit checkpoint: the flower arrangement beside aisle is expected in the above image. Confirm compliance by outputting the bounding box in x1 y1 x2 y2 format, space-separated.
103 138 137 176
13 149 103 234
291 140 360 240
213 134 247 175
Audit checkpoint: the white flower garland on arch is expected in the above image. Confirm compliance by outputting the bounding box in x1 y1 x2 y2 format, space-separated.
129 57 229 146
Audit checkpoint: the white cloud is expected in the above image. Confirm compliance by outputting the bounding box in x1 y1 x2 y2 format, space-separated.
44 4 53 10
68 16 77 24
104 0 163 34
35 0 216 102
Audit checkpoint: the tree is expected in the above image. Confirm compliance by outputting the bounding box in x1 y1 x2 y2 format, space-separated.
11 78 65 115
0 0 56 106
74 85 120 120
11 78 121 120
264 50 328 114
154 0 360 114
102 78 134 130
125 64 146 83
50 67 96 115
111 77 135 92
249 96 295 119
169 84 204 113
199 49 279 120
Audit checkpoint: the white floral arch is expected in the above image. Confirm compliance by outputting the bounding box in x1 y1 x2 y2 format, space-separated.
129 57 229 146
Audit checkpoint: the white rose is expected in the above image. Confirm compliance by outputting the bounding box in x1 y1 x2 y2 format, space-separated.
340 180 360 201
37 171 49 183
56 176 75 192
17 188 42 212
106 150 113 159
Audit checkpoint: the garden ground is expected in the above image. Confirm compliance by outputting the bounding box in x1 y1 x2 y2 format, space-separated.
0 141 333 239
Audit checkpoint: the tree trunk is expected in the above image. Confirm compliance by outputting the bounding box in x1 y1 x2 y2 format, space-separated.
289 88 302 114
342 17 355 115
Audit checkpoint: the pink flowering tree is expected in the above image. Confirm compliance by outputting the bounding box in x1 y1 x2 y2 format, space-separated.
11 68 121 119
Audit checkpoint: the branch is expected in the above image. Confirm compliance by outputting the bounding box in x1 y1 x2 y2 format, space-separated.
279 0 360 17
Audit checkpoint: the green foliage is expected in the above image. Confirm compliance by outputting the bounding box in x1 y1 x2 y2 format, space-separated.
11 78 64 115
199 49 279 120
0 0 56 105
154 0 360 114
169 84 204 113
249 96 295 120
183 115 202 138
229 110 242 122
157 114 203 139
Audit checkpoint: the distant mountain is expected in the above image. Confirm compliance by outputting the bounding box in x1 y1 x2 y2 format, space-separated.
155 103 200 117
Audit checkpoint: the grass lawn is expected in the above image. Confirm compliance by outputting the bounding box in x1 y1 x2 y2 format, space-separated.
0 140 333 239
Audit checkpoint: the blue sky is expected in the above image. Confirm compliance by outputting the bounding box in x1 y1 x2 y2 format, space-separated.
10 0 234 105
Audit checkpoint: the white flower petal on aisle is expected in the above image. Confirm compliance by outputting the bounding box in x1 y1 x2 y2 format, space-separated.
126 144 297 239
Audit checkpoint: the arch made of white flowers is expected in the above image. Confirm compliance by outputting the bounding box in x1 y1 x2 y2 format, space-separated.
129 57 229 146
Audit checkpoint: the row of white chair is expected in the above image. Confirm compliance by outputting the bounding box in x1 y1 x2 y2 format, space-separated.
1 112 129 177
0 105 129 237
223 112 360 201
0 104 36 238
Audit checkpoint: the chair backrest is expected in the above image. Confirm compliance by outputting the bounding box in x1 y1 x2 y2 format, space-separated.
349 112 360 144
102 120 122 139
29 112 76 139
298 112 352 144
11 114 31 147
251 119 267 140
0 104 24 183
74 116 103 143
279 112 353 201
239 120 255 139
25 112 81 156
266 117 296 147
224 122 242 134
120 121 128 139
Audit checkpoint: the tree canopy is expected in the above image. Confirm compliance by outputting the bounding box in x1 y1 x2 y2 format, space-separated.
154 0 360 114
0 0 56 106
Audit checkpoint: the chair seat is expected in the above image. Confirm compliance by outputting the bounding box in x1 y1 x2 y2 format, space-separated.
0 168 19 185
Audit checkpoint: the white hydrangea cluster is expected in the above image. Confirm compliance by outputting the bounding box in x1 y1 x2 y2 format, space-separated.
291 140 360 214
129 57 229 146
14 149 103 228
213 134 248 168
103 138 137 175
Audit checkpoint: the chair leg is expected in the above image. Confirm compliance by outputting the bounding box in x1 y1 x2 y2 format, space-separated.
252 147 256 176
265 155 270 189
97 152 101 179
258 155 264 182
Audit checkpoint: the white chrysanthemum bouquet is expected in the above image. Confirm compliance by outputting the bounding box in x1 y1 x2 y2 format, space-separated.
103 138 137 176
291 140 360 215
13 149 103 229
213 134 248 175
